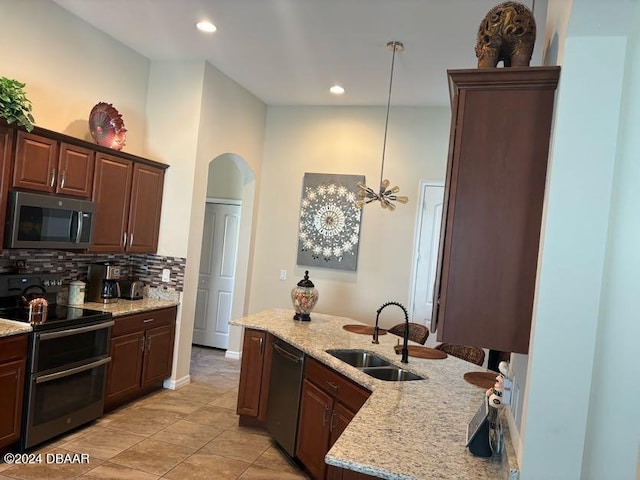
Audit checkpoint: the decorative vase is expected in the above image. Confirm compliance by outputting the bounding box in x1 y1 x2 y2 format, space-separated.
291 270 318 321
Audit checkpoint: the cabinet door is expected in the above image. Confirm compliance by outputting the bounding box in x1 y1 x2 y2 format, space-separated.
0 125 14 252
236 329 266 417
328 401 355 449
105 331 144 409
0 358 26 448
142 323 175 388
57 143 95 198
127 163 164 253
435 68 560 353
12 131 58 192
325 402 357 480
296 379 332 480
90 153 133 252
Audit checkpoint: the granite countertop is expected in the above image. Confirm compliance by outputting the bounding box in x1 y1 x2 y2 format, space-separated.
82 298 179 317
0 318 32 338
0 297 178 336
231 308 514 480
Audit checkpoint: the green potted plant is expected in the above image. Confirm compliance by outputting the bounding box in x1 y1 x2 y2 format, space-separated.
0 76 35 132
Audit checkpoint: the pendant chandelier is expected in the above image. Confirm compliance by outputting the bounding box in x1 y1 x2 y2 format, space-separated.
355 40 408 211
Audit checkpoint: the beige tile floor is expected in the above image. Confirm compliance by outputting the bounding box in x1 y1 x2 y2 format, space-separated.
0 346 310 480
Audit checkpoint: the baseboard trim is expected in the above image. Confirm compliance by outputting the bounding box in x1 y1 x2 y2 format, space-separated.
225 350 241 360
163 375 190 390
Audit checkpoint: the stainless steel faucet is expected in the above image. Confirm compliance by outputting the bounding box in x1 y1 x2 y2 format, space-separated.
374 301 410 363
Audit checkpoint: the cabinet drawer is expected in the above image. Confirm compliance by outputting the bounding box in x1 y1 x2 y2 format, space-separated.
0 334 28 363
304 357 370 412
112 306 177 337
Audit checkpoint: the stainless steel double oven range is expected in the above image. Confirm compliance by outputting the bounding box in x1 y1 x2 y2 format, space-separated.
0 273 113 450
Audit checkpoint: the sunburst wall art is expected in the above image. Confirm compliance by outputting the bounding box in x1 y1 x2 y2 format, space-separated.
296 173 364 271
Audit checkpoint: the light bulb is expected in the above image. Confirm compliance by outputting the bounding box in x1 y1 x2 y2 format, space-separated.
396 196 409 204
381 179 390 190
389 186 400 194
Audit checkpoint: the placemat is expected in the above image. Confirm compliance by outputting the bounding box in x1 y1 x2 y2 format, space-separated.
342 324 387 335
463 371 498 389
393 345 447 359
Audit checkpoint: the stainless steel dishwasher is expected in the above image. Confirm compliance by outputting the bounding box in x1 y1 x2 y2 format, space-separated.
266 339 305 457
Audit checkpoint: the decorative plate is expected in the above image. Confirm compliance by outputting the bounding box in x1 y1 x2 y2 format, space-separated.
89 102 127 151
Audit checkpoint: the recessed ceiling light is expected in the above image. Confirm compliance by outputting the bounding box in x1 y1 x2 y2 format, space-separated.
330 85 345 95
196 21 217 33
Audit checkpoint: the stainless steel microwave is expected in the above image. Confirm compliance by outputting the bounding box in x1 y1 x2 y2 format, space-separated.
4 191 94 249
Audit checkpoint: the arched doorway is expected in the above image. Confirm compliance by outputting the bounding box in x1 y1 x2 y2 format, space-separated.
191 153 255 353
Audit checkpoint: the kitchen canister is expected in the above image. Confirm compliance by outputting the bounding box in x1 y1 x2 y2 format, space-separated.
68 280 86 306
291 270 318 322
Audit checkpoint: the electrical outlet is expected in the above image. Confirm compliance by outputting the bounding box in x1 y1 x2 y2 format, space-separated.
161 269 170 283
279 269 287 281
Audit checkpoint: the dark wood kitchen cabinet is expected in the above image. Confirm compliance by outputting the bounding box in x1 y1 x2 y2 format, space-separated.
91 153 164 253
296 357 370 480
236 328 273 428
432 67 560 354
105 306 176 410
0 125 14 252
0 334 28 450
12 131 95 198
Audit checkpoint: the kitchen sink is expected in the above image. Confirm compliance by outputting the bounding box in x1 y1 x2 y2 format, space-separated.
360 366 424 382
325 349 424 381
326 349 391 368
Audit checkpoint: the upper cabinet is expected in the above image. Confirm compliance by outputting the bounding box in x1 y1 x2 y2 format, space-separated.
12 131 94 198
0 120 168 254
91 153 164 253
432 67 560 354
0 126 14 252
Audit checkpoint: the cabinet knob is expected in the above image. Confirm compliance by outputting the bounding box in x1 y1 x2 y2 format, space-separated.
141 336 146 351
50 169 56 188
60 170 66 189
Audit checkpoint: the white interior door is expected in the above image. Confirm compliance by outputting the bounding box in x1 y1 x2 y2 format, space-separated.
192 201 241 349
411 183 445 328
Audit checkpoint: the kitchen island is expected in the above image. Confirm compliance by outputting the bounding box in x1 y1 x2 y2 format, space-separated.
231 309 517 480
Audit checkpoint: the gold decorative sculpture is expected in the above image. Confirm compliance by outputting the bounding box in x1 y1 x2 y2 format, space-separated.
475 1 536 68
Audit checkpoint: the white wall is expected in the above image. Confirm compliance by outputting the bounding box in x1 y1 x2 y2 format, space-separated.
179 62 266 369
0 0 150 155
582 4 640 477
516 1 637 478
249 106 449 325
207 155 243 200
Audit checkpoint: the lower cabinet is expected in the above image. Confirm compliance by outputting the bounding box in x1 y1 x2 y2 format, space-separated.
0 334 28 450
236 328 273 428
105 306 177 410
235 332 375 480
296 357 371 480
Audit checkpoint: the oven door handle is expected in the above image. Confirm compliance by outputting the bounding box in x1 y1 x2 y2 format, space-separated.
35 356 111 384
38 320 115 340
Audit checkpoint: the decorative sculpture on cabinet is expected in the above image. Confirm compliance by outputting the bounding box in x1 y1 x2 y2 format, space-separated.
475 1 536 68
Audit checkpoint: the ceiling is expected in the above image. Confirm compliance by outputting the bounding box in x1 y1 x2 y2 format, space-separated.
52 0 542 107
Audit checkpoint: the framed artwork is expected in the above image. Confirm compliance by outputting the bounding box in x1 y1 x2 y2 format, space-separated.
296 173 364 271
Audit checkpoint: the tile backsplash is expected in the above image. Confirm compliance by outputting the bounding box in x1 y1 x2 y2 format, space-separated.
0 250 185 291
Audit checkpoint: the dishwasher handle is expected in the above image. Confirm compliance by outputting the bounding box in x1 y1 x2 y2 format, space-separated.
273 341 303 363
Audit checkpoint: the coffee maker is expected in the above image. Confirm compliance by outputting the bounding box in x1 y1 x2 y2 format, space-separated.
87 262 121 303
